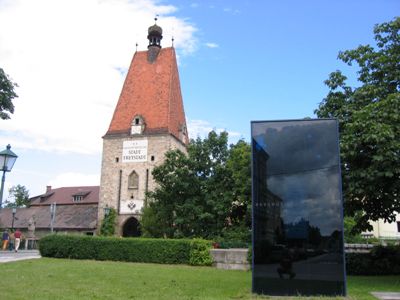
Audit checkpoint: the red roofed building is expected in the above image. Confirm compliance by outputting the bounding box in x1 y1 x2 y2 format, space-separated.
30 185 99 207
99 21 188 237
0 186 99 240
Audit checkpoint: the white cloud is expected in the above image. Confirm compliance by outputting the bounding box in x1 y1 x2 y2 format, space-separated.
187 119 242 143
48 172 100 188
205 42 219 48
0 0 197 155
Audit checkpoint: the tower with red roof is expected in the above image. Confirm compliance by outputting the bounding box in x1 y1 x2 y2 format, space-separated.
99 20 188 236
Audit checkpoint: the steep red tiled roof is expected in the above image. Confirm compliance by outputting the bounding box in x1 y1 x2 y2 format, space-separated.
105 47 187 142
29 186 99 206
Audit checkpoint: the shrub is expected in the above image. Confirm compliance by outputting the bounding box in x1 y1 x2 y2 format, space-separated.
215 240 249 249
99 208 117 236
346 245 400 275
39 235 212 266
189 239 213 266
214 225 251 249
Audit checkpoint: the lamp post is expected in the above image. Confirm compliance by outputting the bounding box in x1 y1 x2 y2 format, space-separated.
50 203 57 233
0 144 18 209
11 207 16 230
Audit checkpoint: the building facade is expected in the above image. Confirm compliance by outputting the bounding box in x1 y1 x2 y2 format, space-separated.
98 21 188 237
367 214 400 241
0 186 99 240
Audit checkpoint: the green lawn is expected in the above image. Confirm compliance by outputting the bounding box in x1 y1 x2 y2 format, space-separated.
0 258 399 299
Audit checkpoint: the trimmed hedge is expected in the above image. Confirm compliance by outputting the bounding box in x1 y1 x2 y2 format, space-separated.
346 245 400 275
39 235 212 266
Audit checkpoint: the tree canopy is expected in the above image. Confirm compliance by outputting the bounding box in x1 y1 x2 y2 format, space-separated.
315 17 400 232
141 131 251 240
0 68 18 120
5 184 30 208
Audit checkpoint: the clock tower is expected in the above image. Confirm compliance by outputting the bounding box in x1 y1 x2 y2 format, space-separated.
98 21 188 236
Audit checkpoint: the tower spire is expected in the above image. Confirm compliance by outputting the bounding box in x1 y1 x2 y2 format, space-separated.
147 18 163 49
147 18 163 62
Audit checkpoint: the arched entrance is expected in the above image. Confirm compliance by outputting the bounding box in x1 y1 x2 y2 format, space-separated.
122 217 141 237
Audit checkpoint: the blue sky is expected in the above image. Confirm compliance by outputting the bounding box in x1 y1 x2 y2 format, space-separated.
0 0 398 199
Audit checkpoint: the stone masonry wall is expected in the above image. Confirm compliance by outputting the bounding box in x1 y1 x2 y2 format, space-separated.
98 133 186 235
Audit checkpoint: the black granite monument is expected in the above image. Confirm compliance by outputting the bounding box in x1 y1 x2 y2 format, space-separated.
251 119 346 296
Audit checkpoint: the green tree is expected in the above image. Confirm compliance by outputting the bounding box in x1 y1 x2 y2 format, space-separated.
343 215 364 243
100 208 117 236
5 184 29 207
143 150 197 238
226 140 251 227
315 17 400 232
0 68 18 120
142 131 252 239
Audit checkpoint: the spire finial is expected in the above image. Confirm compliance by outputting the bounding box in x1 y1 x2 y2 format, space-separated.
147 17 163 50
135 42 138 52
154 14 159 23
147 17 163 61
172 36 174 47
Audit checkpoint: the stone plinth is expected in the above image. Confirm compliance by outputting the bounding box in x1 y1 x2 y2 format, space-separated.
210 248 250 271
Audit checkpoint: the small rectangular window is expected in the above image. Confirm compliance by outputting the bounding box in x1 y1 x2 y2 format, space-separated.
397 221 400 233
73 195 83 202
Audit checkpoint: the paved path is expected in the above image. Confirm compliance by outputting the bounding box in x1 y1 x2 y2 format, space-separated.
0 250 41 263
372 292 400 300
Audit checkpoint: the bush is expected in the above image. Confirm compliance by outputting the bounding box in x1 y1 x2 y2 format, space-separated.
189 239 213 266
214 225 251 249
39 235 212 266
214 240 249 249
99 208 117 236
346 245 400 275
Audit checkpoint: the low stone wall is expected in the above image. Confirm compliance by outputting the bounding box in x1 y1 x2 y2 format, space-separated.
345 243 374 253
209 248 250 271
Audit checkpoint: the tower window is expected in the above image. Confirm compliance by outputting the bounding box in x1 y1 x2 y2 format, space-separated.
151 155 155 161
128 170 139 189
131 115 145 135
116 157 119 163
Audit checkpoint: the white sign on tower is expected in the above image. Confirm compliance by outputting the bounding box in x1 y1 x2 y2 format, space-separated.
122 140 148 162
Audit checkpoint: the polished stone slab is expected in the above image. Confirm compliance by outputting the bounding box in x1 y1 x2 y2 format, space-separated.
251 119 346 296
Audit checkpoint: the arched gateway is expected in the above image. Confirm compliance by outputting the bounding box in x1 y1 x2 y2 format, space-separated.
122 217 141 237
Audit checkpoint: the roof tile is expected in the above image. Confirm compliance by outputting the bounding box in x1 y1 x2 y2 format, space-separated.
29 186 99 206
106 47 187 143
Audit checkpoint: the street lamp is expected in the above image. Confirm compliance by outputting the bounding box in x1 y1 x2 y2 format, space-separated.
0 144 18 209
11 207 16 230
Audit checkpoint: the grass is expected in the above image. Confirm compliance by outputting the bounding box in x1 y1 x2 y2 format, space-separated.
0 258 399 299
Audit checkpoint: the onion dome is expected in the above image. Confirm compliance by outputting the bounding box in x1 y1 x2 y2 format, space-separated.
147 19 163 48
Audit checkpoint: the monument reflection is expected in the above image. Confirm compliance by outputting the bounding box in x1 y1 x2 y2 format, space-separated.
251 119 346 296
